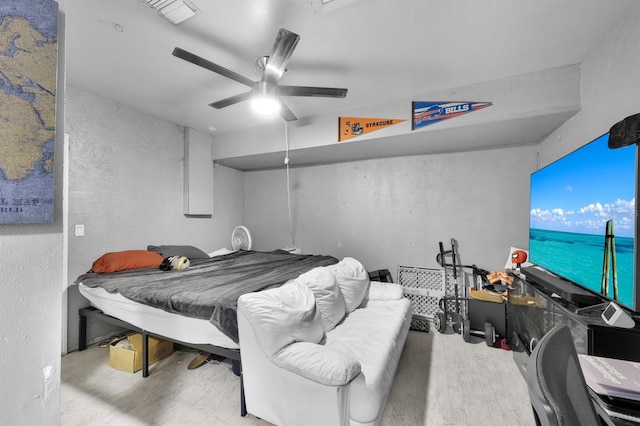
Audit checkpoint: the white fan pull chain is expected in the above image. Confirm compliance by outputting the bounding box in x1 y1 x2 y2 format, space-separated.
285 121 295 248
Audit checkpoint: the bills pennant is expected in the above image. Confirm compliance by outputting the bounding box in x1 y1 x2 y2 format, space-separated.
339 117 406 142
412 101 492 130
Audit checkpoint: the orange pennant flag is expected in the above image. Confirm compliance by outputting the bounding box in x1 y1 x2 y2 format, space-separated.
339 117 406 142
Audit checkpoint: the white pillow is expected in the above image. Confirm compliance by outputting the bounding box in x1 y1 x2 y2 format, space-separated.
296 267 346 332
363 281 404 301
331 257 370 312
208 247 234 257
238 281 324 357
272 341 361 386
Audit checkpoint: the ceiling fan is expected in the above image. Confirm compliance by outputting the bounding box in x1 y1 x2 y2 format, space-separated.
172 28 348 122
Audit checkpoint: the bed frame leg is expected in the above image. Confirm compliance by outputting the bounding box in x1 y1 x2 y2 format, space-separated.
240 372 247 417
231 359 241 376
142 332 149 378
79 311 87 351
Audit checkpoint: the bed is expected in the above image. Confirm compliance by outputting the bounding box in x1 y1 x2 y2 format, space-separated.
75 248 339 414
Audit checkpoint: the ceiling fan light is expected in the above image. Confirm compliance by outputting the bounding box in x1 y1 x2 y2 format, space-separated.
250 96 281 116
251 81 281 116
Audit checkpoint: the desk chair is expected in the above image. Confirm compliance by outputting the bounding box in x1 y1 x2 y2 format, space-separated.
525 325 601 426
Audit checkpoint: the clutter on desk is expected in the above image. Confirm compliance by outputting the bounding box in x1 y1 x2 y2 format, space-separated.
579 354 640 405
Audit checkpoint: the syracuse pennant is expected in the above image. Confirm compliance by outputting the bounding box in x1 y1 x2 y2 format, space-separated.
339 117 406 142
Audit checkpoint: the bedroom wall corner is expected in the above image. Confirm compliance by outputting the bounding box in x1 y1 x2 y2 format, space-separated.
184 127 214 216
64 88 245 351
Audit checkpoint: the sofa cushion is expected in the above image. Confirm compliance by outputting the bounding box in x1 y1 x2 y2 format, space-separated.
362 281 404 303
237 281 324 357
295 267 346 332
272 341 361 386
324 298 412 423
329 257 370 312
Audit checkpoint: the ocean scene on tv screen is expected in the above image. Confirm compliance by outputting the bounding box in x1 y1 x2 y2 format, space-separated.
530 133 636 308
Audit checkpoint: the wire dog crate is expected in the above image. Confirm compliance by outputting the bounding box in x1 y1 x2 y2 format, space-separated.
398 265 459 331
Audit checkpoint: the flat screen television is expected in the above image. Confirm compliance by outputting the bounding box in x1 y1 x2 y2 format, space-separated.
528 133 639 311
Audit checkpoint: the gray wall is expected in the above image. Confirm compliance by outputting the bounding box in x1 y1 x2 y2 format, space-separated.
245 145 537 279
538 4 640 165
0 3 65 424
64 87 246 351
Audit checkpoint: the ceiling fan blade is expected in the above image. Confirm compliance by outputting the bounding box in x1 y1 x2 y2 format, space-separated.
263 28 300 84
209 91 253 109
279 99 297 122
277 85 348 98
173 47 255 88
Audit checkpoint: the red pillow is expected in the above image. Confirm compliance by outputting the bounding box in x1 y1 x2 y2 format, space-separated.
90 250 164 273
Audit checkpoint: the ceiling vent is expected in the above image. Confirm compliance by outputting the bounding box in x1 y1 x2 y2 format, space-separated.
312 0 362 14
142 0 200 25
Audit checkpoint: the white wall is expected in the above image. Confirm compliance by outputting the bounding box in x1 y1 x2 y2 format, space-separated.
0 233 62 423
64 87 245 350
0 2 64 424
245 145 537 278
538 4 640 165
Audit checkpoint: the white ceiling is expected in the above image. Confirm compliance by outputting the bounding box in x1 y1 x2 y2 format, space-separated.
65 0 637 143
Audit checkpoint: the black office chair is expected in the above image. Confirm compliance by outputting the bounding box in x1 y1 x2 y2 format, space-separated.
525 325 601 426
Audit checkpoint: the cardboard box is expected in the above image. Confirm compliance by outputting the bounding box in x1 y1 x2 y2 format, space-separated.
108 333 174 373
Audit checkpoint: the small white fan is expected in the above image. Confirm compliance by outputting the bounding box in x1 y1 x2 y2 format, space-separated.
231 226 252 251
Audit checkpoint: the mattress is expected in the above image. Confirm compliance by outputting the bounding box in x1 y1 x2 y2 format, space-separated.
76 250 339 342
79 282 239 349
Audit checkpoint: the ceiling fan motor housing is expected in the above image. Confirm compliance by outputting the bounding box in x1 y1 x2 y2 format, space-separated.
172 28 348 122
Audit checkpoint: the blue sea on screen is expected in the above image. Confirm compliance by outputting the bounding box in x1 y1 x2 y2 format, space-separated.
530 228 635 308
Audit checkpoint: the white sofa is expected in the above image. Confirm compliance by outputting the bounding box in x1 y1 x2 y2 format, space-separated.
237 257 413 426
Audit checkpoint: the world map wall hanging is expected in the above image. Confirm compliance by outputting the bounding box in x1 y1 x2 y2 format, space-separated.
0 0 58 224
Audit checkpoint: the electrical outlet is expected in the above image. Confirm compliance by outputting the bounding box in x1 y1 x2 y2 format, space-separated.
74 224 85 237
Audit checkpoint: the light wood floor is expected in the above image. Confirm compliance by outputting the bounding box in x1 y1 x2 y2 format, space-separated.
61 329 535 425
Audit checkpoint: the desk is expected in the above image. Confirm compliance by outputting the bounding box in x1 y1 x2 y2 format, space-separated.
507 274 640 424
508 275 640 369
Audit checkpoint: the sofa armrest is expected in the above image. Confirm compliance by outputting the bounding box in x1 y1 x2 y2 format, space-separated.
363 281 404 301
271 341 361 386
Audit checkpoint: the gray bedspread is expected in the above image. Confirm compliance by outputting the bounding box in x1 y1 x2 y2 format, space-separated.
76 250 338 342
